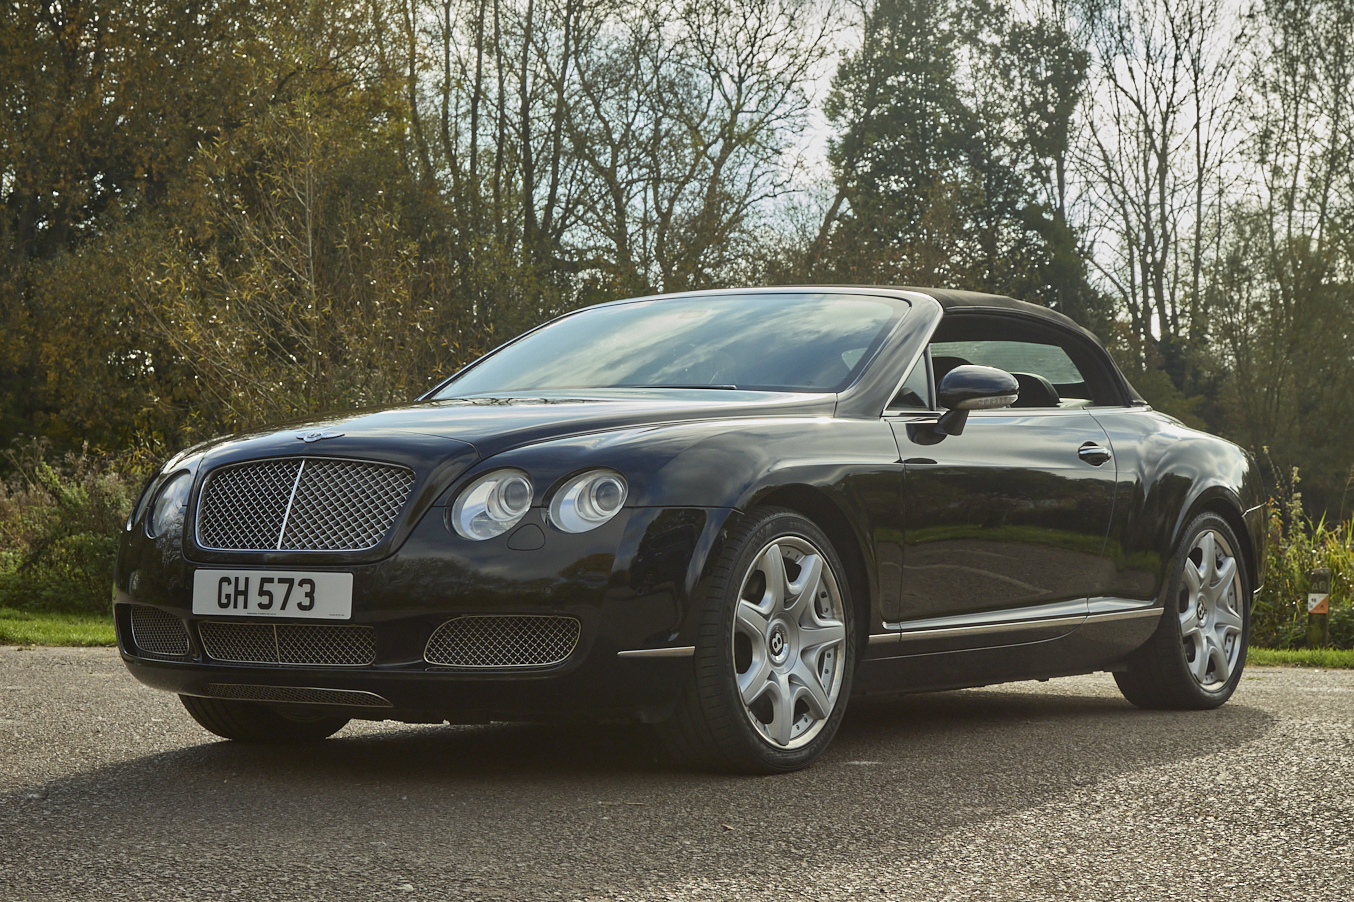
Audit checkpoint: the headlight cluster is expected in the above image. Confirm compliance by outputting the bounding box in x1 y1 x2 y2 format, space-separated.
126 474 159 531
450 469 534 540
549 471 628 534
449 468 628 541
148 471 193 537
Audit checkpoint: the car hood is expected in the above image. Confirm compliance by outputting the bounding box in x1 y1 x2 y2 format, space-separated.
188 390 837 468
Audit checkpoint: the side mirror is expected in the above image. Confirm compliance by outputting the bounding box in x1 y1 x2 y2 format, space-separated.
934 365 1019 436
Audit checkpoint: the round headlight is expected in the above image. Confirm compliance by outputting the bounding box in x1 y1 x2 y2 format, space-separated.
549 470 628 533
148 471 193 538
450 469 534 540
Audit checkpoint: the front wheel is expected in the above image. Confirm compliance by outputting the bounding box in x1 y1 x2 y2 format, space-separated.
658 507 856 773
1114 512 1250 709
180 694 350 742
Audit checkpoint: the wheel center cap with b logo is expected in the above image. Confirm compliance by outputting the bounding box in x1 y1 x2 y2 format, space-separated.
768 622 790 665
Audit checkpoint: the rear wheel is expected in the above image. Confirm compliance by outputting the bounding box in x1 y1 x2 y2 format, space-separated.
1114 512 1249 709
179 694 350 742
659 507 856 773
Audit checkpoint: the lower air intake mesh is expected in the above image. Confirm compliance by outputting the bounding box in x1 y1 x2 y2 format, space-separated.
198 622 376 666
129 605 191 659
201 684 392 707
425 615 580 668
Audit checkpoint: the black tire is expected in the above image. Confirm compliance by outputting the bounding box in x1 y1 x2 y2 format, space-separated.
179 694 350 742
1114 512 1250 709
658 507 857 773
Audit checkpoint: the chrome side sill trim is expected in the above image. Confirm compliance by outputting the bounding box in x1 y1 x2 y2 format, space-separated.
892 615 1085 642
616 646 696 659
883 598 1088 635
875 597 1163 643
1083 608 1162 624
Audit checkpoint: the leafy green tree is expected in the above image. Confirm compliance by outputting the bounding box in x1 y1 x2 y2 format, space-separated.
997 10 1111 330
1 0 265 449
810 0 1102 321
813 0 982 280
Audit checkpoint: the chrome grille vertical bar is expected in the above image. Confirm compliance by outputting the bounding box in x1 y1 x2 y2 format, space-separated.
276 459 305 550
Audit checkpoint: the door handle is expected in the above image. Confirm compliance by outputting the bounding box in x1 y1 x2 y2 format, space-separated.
1078 442 1112 466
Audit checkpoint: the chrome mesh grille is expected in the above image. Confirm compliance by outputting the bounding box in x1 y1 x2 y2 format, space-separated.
199 622 376 666
425 615 581 668
280 459 414 550
196 459 301 551
196 457 414 552
129 605 191 659
201 684 392 707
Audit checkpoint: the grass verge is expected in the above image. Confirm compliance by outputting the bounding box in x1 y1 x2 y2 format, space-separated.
0 608 116 647
1247 646 1354 669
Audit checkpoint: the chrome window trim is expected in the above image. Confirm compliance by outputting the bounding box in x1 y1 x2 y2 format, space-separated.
877 290 944 418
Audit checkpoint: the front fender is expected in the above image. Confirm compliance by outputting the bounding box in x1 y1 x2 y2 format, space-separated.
475 417 901 510
480 417 906 634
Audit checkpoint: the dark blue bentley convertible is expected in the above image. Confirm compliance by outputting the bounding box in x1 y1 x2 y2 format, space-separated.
114 287 1265 772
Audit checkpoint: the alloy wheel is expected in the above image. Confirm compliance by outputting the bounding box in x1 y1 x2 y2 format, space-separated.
731 536 847 750
1178 529 1245 689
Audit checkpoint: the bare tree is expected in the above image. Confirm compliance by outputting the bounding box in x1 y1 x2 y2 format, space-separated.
1208 0 1354 511
565 0 831 292
1074 0 1247 378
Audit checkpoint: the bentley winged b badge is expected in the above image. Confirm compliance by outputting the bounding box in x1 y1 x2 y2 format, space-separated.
297 430 345 443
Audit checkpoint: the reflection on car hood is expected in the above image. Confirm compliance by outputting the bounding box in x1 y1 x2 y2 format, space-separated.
199 390 836 463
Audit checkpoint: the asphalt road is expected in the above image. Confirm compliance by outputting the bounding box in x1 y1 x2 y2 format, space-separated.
2 647 1351 901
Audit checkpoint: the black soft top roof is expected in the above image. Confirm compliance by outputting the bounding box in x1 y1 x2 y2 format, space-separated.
901 286 1143 404
903 287 1088 334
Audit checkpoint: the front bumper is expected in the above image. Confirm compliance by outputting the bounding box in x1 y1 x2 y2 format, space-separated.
114 504 732 722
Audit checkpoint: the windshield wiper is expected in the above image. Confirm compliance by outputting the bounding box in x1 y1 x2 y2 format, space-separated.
615 384 740 390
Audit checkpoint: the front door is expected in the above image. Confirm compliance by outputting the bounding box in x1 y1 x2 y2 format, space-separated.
889 408 1118 632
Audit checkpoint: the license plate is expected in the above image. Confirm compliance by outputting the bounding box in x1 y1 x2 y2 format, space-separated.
192 570 353 620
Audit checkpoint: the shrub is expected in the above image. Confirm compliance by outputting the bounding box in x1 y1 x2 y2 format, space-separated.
0 439 141 614
1251 468 1354 650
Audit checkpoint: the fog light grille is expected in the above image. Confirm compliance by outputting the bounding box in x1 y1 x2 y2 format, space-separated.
201 684 392 707
425 615 580 668
199 622 376 666
129 605 191 659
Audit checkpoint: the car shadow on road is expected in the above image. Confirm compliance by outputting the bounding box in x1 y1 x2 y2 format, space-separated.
0 680 1276 900
6 679 1277 787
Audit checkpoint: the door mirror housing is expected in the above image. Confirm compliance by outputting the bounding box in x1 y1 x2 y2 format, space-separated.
938 365 1021 410
933 365 1020 436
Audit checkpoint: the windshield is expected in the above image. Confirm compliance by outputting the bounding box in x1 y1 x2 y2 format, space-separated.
434 293 907 395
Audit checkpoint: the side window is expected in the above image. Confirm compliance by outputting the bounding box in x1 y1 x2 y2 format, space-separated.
888 352 932 411
928 314 1121 408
